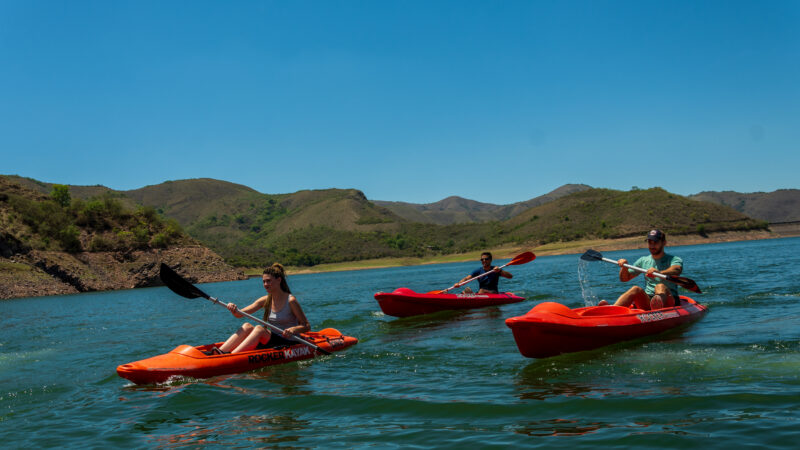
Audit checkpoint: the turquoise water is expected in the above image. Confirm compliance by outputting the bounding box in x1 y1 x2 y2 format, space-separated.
2 238 799 448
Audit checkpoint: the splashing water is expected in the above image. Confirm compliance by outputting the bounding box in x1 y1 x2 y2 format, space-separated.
577 259 600 307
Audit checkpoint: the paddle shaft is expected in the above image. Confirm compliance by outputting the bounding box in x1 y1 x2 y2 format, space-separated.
443 260 514 293
207 295 328 354
598 255 675 283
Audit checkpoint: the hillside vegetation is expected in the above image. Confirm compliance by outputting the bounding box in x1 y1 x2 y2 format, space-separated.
689 189 800 223
124 180 407 266
500 187 767 243
0 176 246 299
118 179 767 267
2 176 772 270
0 176 192 255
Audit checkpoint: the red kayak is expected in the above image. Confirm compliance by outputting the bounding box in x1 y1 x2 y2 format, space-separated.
505 296 708 358
117 328 358 384
375 287 525 317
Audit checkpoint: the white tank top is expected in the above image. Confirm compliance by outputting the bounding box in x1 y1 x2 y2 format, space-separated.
267 301 299 329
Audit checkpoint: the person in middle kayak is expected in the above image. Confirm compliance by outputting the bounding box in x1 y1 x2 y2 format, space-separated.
213 263 310 354
460 252 513 294
599 229 683 310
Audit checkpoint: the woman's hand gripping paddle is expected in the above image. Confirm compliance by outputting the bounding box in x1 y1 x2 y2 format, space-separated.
580 249 702 293
429 251 536 294
159 263 331 355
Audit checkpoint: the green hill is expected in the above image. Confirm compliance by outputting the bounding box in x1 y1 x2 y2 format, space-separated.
124 179 407 266
132 181 763 267
1 176 772 269
500 187 767 244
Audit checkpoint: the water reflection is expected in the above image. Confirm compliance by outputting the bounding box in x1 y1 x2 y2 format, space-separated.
514 418 609 437
515 359 616 401
232 413 311 445
513 345 651 401
145 413 312 448
119 361 313 397
236 363 313 396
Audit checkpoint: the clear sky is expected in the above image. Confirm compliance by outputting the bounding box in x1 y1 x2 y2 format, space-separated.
1 0 798 204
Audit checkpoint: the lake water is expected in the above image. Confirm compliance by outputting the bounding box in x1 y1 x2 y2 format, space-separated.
2 238 799 448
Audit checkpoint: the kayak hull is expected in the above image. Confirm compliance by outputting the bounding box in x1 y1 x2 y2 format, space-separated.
116 328 358 384
375 287 524 317
505 296 708 358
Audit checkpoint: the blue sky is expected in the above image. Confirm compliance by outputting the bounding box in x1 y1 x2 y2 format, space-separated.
1 1 798 204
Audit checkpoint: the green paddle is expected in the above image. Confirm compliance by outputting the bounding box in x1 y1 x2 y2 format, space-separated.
159 263 330 355
429 251 536 294
580 249 702 294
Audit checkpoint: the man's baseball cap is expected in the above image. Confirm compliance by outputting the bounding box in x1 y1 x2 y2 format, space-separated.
646 229 665 242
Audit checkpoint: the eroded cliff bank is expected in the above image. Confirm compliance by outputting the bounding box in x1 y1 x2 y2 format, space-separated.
0 245 246 300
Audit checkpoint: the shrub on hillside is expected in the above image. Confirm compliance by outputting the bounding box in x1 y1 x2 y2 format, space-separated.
150 233 170 248
89 235 114 252
50 184 71 208
59 225 82 253
138 205 162 226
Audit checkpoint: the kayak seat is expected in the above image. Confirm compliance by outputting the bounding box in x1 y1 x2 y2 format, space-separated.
529 302 580 318
393 287 416 295
580 305 632 316
173 345 208 358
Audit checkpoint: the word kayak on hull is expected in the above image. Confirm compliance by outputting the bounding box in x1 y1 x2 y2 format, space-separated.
375 287 525 318
116 328 358 385
505 296 708 358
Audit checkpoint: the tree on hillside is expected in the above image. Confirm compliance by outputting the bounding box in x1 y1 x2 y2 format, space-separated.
50 184 71 208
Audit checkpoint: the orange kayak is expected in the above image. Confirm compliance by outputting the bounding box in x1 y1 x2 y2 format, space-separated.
505 296 708 358
117 328 358 384
375 287 524 317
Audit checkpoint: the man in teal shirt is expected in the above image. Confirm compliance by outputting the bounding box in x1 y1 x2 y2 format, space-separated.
604 229 683 310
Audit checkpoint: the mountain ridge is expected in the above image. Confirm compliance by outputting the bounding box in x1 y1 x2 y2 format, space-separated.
374 184 592 224
3 174 790 271
689 189 800 223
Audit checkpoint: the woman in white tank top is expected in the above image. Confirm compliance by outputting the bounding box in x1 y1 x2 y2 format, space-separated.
214 263 310 354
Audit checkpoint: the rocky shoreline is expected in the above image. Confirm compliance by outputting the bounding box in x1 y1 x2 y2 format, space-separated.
0 245 246 300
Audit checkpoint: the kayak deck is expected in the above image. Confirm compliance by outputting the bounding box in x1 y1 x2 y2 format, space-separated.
375 287 525 317
505 296 708 358
117 328 358 384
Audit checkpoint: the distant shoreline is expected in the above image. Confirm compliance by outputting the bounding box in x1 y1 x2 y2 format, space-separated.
272 224 800 277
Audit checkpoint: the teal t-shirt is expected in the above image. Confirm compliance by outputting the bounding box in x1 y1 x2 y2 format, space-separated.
630 253 683 298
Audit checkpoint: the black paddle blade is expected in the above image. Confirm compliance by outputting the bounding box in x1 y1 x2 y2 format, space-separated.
159 263 210 300
580 249 603 261
668 275 702 294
